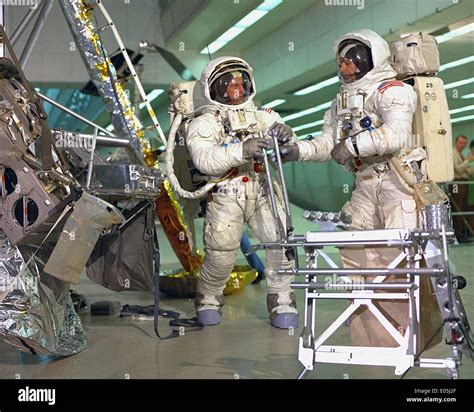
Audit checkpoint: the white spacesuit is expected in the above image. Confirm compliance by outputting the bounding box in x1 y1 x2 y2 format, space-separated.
186 56 298 328
279 30 419 345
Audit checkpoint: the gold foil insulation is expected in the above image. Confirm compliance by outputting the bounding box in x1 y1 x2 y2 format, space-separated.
59 0 152 166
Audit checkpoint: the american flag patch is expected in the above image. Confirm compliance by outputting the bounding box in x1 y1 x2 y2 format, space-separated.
377 81 404 94
259 107 274 113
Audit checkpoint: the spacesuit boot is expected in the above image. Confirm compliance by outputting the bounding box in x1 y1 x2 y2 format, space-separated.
267 291 298 329
195 292 224 326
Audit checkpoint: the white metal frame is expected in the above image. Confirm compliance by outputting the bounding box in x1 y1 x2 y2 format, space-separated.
294 228 458 378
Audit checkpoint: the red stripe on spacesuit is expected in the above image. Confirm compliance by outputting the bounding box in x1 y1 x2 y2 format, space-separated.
378 81 404 94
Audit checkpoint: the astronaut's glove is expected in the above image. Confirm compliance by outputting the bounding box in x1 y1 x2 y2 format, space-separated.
243 138 270 159
268 122 293 145
271 144 300 163
331 142 353 165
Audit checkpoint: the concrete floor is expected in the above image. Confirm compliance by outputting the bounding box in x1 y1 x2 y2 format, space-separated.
0 204 473 379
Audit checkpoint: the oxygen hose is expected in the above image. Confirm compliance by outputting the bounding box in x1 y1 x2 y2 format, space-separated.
165 112 218 199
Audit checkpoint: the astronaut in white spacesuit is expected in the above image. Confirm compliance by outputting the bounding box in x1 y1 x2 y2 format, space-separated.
186 56 298 328
277 29 419 345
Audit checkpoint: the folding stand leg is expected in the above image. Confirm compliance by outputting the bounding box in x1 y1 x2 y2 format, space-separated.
297 368 311 380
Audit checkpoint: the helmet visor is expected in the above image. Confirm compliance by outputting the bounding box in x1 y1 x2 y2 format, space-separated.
337 39 373 82
209 69 253 105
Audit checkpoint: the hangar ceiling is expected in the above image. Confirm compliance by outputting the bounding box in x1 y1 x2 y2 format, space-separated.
5 0 474 141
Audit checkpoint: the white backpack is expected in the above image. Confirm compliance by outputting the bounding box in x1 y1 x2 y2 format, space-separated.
390 33 454 183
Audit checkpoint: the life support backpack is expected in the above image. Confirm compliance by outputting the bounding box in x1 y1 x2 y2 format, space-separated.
389 33 454 183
